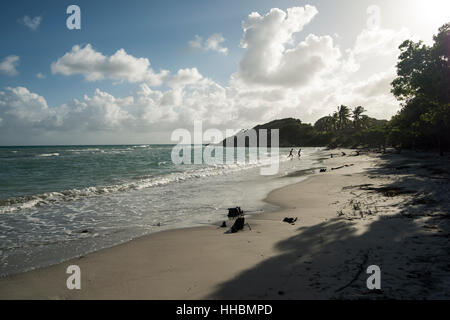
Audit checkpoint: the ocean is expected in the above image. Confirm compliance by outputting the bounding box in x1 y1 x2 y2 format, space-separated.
0 145 325 276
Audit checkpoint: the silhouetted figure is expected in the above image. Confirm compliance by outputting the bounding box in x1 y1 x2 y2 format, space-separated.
298 148 302 158
288 148 294 158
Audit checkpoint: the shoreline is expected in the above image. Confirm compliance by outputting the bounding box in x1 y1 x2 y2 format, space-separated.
0 149 322 278
0 149 449 299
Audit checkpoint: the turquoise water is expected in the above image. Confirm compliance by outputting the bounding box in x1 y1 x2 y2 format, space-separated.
0 145 324 276
1 145 174 201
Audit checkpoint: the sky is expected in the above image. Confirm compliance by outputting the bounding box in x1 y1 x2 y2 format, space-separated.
0 0 449 145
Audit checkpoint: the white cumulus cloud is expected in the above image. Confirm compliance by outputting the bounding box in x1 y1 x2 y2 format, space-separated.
1 4 416 144
0 55 20 76
235 5 337 87
0 87 55 129
189 33 228 55
20 16 42 31
167 68 203 88
51 44 169 85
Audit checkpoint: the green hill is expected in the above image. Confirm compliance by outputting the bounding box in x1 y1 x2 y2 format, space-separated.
222 115 388 148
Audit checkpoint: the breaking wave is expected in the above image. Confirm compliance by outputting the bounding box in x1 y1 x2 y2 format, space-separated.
38 153 60 157
0 156 284 214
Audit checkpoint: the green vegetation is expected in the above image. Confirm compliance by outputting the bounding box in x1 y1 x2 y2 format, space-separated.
313 104 388 148
389 23 450 155
249 108 387 148
239 23 449 153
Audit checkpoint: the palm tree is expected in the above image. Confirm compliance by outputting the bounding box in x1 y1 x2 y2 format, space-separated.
360 115 371 129
332 112 339 131
326 115 336 132
337 105 351 130
352 106 366 129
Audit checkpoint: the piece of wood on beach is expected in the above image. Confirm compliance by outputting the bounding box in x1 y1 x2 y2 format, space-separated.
283 217 298 224
331 164 354 170
226 217 251 234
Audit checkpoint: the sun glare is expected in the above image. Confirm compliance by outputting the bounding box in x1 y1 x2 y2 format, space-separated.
413 0 450 26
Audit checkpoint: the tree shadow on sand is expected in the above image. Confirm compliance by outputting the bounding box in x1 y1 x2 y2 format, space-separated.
208 152 450 299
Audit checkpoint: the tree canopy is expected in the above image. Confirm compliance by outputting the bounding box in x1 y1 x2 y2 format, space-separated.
223 22 449 153
390 23 450 154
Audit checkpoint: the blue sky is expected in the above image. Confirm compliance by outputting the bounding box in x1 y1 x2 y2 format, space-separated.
0 0 449 144
1 0 360 105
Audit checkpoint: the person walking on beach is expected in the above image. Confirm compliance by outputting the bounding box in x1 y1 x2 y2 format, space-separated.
288 148 294 158
298 148 302 158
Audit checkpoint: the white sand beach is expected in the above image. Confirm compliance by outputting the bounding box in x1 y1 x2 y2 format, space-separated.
1 149 449 299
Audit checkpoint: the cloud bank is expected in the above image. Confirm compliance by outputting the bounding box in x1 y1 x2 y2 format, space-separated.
1 4 413 144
